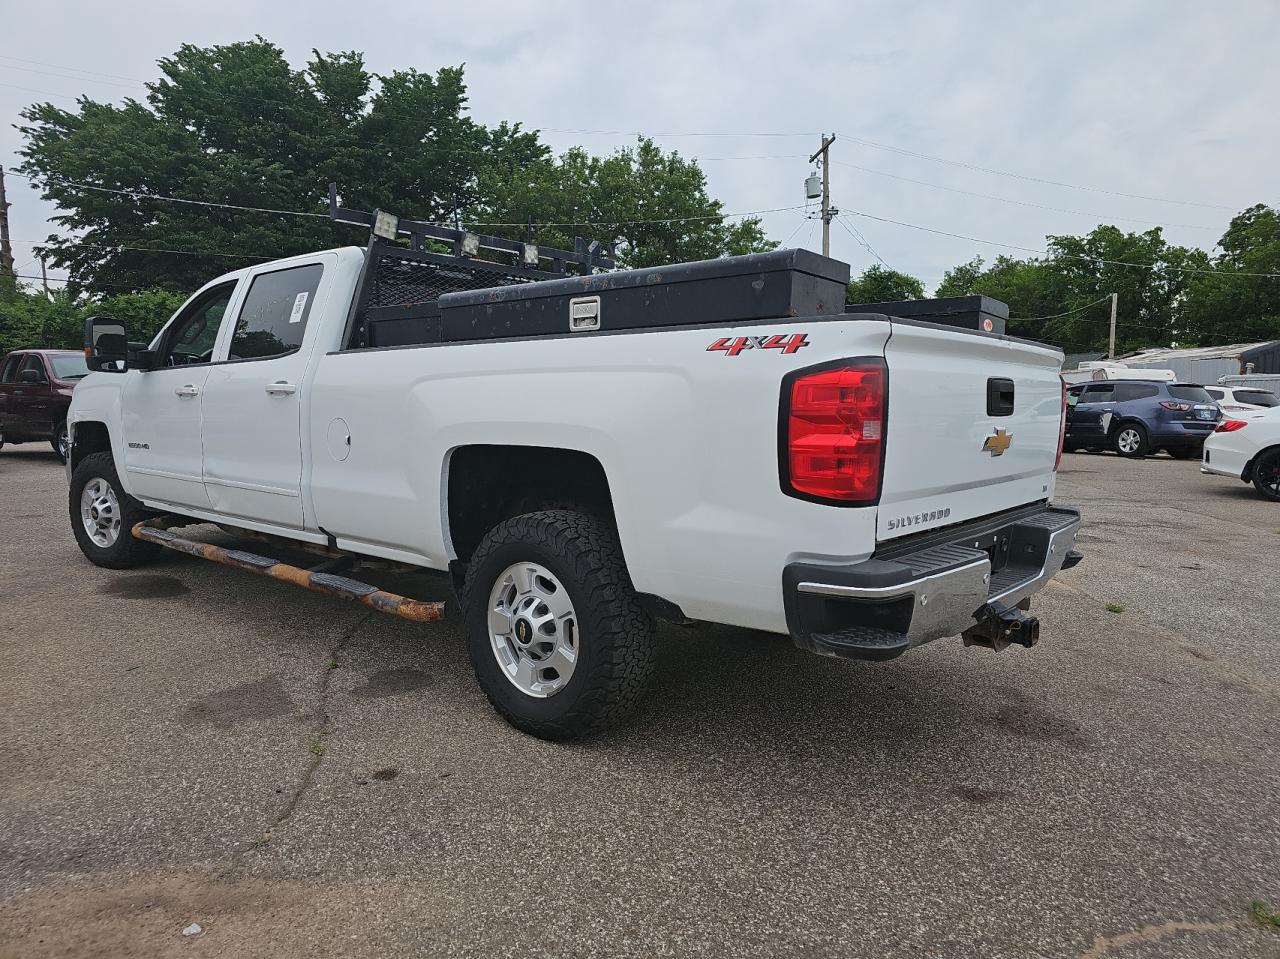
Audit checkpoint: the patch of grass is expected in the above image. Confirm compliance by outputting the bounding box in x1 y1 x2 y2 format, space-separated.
308 738 324 757
328 659 340 670
1105 602 1125 614
1249 900 1280 930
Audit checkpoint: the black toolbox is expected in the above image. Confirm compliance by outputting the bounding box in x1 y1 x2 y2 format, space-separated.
437 249 850 342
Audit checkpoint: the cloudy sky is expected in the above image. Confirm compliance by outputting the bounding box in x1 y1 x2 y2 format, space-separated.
1 0 1277 292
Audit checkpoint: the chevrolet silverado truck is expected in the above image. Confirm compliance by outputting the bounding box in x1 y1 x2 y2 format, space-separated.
64 192 1082 739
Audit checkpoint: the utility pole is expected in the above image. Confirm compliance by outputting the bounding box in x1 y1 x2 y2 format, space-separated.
1108 292 1118 358
40 256 50 300
0 165 15 280
808 134 837 257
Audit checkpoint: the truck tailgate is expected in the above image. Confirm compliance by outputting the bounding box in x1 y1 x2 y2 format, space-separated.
878 322 1064 542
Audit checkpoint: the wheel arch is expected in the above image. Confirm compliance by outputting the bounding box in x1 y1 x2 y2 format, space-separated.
444 444 618 565
1243 443 1280 483
69 420 113 474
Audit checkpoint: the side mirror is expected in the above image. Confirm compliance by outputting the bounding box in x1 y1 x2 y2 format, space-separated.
84 315 128 372
19 369 43 384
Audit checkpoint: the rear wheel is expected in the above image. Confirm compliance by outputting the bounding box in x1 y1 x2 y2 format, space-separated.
1253 449 1280 502
1113 423 1149 457
463 509 655 740
52 421 69 462
69 452 161 568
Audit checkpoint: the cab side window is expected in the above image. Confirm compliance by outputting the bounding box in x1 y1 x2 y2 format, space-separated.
228 265 323 362
0 355 22 383
160 283 237 367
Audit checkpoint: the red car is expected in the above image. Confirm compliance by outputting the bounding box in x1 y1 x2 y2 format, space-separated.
0 349 90 461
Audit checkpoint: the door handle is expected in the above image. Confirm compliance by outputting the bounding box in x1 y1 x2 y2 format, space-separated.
265 381 298 396
175 385 200 397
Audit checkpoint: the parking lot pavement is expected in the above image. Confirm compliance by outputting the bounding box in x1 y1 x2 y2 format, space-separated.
1 446 1278 959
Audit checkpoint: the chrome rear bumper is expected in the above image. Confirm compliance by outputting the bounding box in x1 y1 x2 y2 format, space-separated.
783 505 1082 660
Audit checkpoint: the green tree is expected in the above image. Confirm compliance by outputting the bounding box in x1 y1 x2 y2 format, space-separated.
18 39 770 292
934 256 985 298
0 282 186 356
1181 204 1280 345
845 264 926 304
474 138 774 269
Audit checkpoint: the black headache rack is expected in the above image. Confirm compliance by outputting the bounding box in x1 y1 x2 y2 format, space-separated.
330 184 617 350
330 185 851 349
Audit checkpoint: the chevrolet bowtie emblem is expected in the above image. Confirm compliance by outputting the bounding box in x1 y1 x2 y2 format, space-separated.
983 428 1013 456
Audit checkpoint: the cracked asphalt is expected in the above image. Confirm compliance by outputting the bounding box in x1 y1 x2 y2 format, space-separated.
1 445 1278 958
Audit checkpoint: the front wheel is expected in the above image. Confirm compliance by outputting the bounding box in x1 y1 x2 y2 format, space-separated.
1253 449 1280 502
1113 423 1149 457
463 510 655 740
69 452 161 568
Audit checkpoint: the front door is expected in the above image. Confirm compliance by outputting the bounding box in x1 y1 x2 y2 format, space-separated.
0 354 20 439
1067 383 1116 440
14 354 56 438
121 282 239 508
199 261 326 529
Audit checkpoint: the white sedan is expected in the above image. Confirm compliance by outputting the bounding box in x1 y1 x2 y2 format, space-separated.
1203 406 1280 501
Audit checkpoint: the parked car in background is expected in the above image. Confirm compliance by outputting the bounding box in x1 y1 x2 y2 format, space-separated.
1203 384 1279 414
0 349 89 461
1065 380 1221 458
1203 407 1280 501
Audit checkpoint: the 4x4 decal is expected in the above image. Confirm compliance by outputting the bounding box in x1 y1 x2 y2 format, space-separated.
706 333 810 357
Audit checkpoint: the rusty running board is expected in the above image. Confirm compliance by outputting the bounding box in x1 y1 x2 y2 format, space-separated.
132 518 445 624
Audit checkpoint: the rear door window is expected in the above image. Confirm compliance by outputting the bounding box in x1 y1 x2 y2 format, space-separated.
0 355 21 383
1081 384 1115 403
228 264 323 362
1114 383 1159 401
1235 390 1279 407
1168 385 1213 404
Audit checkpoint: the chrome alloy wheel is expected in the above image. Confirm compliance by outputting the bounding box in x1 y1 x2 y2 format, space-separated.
56 422 70 461
80 477 122 548
487 562 579 698
1117 428 1142 454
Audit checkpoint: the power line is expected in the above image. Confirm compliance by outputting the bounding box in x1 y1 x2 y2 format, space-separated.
835 215 890 269
830 159 1218 232
837 211 1280 279
12 236 278 259
836 132 1239 212
10 170 803 229
1009 295 1115 322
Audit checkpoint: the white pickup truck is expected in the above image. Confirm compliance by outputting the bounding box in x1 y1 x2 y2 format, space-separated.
65 198 1081 739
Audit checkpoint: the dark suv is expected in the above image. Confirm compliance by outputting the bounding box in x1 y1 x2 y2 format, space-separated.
1065 380 1221 458
0 349 90 461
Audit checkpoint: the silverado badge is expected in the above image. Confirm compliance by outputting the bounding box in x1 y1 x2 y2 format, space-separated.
982 428 1013 456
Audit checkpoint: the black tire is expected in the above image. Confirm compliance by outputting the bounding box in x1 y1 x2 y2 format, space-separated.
1112 422 1149 457
69 452 162 569
462 510 655 740
1253 449 1280 502
52 421 69 462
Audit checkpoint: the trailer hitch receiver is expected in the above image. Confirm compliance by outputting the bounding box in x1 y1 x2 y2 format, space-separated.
962 600 1040 652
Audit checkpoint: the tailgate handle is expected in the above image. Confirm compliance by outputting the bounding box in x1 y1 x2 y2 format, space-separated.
987 378 1015 416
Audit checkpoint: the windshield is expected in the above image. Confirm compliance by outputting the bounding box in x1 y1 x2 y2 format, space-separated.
1234 389 1279 407
49 354 90 379
1168 385 1213 404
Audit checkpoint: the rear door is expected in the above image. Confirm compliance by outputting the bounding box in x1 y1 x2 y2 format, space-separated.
0 353 25 436
199 259 327 529
878 322 1064 541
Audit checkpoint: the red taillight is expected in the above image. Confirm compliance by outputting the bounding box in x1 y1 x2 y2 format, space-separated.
1159 401 1191 411
1216 419 1249 433
1056 376 1067 471
783 359 886 504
